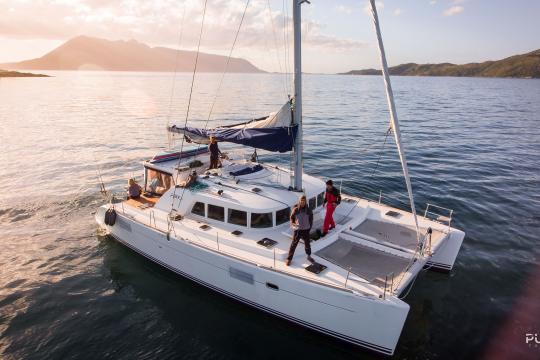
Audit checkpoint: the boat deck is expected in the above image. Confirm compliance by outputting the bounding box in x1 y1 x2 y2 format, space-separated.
105 157 458 297
316 238 411 287
125 194 160 209
349 219 446 252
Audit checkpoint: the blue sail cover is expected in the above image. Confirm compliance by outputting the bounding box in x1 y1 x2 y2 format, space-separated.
168 101 297 153
170 125 297 153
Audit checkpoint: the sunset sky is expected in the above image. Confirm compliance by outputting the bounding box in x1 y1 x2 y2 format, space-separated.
0 0 538 73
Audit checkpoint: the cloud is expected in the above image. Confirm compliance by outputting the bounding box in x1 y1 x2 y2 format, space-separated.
443 5 464 16
430 1 437 5
393 8 402 16
335 5 353 15
0 0 363 55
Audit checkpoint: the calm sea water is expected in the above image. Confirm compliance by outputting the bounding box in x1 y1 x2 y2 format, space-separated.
1 72 539 359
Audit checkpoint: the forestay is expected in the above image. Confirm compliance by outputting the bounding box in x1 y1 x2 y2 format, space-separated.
168 101 297 152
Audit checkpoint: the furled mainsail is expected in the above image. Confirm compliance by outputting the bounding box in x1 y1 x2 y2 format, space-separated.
168 101 296 153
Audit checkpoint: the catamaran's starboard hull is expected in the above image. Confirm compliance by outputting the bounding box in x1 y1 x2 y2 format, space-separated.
96 207 409 356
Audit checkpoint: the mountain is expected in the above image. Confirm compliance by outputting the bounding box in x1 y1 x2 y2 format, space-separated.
341 49 540 78
0 36 263 73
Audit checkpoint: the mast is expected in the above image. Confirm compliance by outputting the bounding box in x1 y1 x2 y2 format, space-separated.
369 0 421 241
292 0 304 191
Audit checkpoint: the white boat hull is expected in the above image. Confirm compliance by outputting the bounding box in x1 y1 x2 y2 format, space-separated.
97 207 409 355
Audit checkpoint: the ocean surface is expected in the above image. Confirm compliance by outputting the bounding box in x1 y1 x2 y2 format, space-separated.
1 71 539 359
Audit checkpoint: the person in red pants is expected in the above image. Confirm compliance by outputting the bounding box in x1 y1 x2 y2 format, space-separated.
321 180 341 236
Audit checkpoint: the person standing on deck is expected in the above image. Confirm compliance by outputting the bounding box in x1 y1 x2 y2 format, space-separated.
286 195 315 266
321 180 341 237
208 136 221 169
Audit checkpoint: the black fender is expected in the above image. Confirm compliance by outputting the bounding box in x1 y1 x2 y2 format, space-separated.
104 208 117 226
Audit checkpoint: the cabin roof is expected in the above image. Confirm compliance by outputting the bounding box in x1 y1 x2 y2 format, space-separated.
148 148 326 214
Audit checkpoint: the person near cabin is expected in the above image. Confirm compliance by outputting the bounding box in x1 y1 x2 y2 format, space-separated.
321 179 341 236
148 172 165 195
127 178 142 199
208 136 222 169
180 170 198 188
286 195 315 266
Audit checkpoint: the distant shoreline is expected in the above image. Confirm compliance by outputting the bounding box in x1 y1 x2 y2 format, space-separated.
0 69 49 77
2 68 539 80
339 48 540 79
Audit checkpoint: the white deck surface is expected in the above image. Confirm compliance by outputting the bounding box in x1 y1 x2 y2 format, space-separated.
113 153 457 298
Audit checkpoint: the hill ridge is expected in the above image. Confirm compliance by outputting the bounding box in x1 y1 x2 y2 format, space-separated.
341 49 540 78
0 35 264 73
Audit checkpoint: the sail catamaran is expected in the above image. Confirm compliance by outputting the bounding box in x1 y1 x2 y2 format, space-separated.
96 0 464 355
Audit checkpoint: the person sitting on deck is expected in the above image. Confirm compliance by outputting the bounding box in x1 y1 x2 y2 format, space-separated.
208 136 222 169
179 170 198 188
148 172 166 195
286 195 315 266
321 179 341 237
127 178 142 199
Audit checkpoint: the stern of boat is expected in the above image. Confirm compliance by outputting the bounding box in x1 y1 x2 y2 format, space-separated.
95 204 109 231
428 228 465 271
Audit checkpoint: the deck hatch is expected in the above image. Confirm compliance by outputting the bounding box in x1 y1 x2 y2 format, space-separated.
257 238 277 248
229 267 254 284
305 263 327 274
385 210 401 218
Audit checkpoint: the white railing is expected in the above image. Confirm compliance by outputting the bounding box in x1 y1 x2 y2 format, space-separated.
424 203 453 229
357 190 455 230
126 210 381 297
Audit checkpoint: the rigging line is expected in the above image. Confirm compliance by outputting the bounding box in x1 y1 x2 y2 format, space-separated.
369 0 421 246
266 0 288 97
166 2 187 149
206 177 290 208
282 0 291 94
204 0 250 127
368 127 392 178
168 0 209 217
191 0 251 162
287 0 294 94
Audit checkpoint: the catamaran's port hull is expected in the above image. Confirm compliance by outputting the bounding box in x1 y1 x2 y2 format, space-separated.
97 208 409 356
427 229 465 272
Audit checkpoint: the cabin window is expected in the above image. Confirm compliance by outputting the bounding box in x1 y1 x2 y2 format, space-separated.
208 204 225 222
309 197 316 210
251 212 273 228
228 209 247 227
145 168 174 195
275 207 290 225
317 192 325 207
191 202 205 217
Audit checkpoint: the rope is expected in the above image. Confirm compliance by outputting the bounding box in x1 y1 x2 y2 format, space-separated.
203 0 250 130
368 127 392 178
266 0 288 97
208 178 290 208
191 0 251 163
191 0 251 161
168 0 209 219
282 0 292 94
169 0 251 221
166 2 187 149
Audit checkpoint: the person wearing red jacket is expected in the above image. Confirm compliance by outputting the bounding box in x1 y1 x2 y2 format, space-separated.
322 180 341 236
